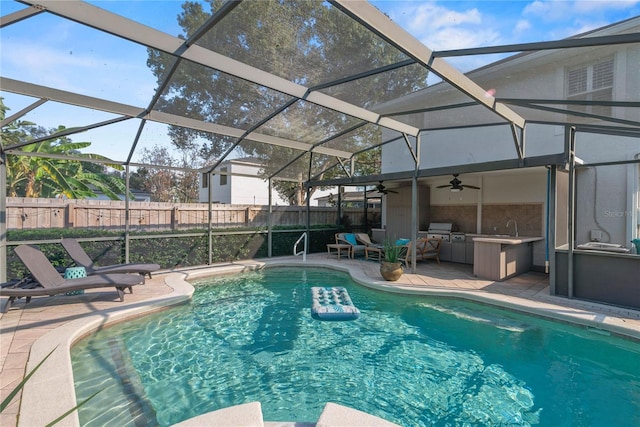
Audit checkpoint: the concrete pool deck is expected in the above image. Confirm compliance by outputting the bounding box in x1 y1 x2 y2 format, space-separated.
1 254 639 426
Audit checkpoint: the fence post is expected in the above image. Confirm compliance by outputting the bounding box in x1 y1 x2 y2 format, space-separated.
172 206 179 230
66 202 75 228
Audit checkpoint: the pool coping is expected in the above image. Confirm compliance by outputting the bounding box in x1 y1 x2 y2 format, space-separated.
16 258 640 426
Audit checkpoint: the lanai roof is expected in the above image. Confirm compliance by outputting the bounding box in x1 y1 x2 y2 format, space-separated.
1 1 639 187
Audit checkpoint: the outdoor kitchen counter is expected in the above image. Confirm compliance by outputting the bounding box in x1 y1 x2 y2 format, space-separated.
471 235 544 281
472 236 544 245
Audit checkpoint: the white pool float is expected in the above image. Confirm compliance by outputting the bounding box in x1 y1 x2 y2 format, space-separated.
311 286 360 321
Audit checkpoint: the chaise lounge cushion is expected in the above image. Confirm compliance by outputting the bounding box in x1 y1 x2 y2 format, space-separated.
344 233 358 246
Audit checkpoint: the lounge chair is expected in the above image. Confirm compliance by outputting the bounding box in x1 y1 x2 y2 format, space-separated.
335 233 366 258
0 245 144 313
355 232 383 261
61 238 160 280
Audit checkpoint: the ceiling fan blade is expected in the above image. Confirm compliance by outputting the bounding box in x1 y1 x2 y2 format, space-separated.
436 184 451 188
462 185 480 189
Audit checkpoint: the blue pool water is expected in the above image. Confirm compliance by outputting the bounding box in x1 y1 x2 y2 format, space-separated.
72 267 640 426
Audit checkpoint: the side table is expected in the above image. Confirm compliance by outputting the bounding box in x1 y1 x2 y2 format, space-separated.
326 243 352 259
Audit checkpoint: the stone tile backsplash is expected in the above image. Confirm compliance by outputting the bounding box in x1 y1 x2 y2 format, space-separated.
429 204 543 236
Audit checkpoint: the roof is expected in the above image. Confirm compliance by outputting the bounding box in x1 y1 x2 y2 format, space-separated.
1 1 638 190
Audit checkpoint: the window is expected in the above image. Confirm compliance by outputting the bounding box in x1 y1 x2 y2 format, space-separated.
566 57 614 119
202 172 208 189
220 167 228 186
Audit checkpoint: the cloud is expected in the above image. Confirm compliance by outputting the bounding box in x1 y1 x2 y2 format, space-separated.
524 0 640 20
514 19 532 34
386 1 499 51
408 3 482 31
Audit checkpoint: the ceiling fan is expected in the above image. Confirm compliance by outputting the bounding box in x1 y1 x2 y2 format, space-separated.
437 174 480 192
368 181 398 195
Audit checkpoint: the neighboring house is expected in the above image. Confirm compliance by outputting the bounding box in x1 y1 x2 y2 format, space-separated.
198 157 334 206
377 16 639 267
315 190 382 208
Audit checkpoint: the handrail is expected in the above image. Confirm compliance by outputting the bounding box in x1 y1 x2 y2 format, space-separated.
294 232 307 261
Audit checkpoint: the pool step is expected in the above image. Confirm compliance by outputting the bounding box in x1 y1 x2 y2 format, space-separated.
316 402 400 427
172 402 400 426
172 401 263 426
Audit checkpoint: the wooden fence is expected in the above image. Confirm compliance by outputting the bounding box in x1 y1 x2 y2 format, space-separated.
6 197 378 231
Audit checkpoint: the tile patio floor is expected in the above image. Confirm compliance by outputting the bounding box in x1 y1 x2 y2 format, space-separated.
1 254 639 426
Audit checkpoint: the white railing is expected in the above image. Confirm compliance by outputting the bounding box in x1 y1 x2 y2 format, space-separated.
293 232 307 261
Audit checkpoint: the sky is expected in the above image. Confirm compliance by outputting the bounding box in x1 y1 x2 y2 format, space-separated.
1 0 639 162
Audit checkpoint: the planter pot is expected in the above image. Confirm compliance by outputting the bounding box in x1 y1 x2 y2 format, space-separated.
380 261 403 281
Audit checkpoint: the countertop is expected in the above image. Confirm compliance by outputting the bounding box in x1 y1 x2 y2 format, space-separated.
471 235 544 245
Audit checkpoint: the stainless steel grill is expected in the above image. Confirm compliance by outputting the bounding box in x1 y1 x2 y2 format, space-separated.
426 222 453 242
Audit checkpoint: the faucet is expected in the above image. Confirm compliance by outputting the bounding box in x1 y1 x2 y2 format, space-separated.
506 219 518 237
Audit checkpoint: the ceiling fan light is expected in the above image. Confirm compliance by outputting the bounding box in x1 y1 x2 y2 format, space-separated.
450 187 462 192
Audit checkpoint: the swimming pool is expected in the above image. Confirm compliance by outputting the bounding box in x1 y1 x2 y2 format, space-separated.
72 267 640 426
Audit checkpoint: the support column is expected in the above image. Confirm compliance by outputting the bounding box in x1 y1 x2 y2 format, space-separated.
208 172 213 265
548 166 557 294
410 133 421 273
124 164 130 263
566 126 577 298
268 178 273 258
0 152 7 283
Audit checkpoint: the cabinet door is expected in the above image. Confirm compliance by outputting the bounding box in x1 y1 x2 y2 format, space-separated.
465 242 474 264
439 242 452 261
452 242 466 263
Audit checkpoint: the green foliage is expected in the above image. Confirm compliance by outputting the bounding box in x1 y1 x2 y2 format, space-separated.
383 239 402 263
1 98 130 200
5 226 338 279
1 346 101 426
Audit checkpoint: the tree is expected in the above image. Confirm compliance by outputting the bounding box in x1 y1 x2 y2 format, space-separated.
147 1 427 204
133 144 200 203
1 99 130 200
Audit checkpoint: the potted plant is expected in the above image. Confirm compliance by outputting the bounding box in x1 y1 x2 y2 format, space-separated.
380 239 404 281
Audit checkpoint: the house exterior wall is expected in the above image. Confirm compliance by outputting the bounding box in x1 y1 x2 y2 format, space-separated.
198 160 334 206
198 161 289 205
379 19 639 263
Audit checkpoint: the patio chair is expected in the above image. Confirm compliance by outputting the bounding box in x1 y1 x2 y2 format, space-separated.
355 232 383 261
335 233 366 258
421 238 442 264
61 238 160 281
399 237 441 267
0 245 144 313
